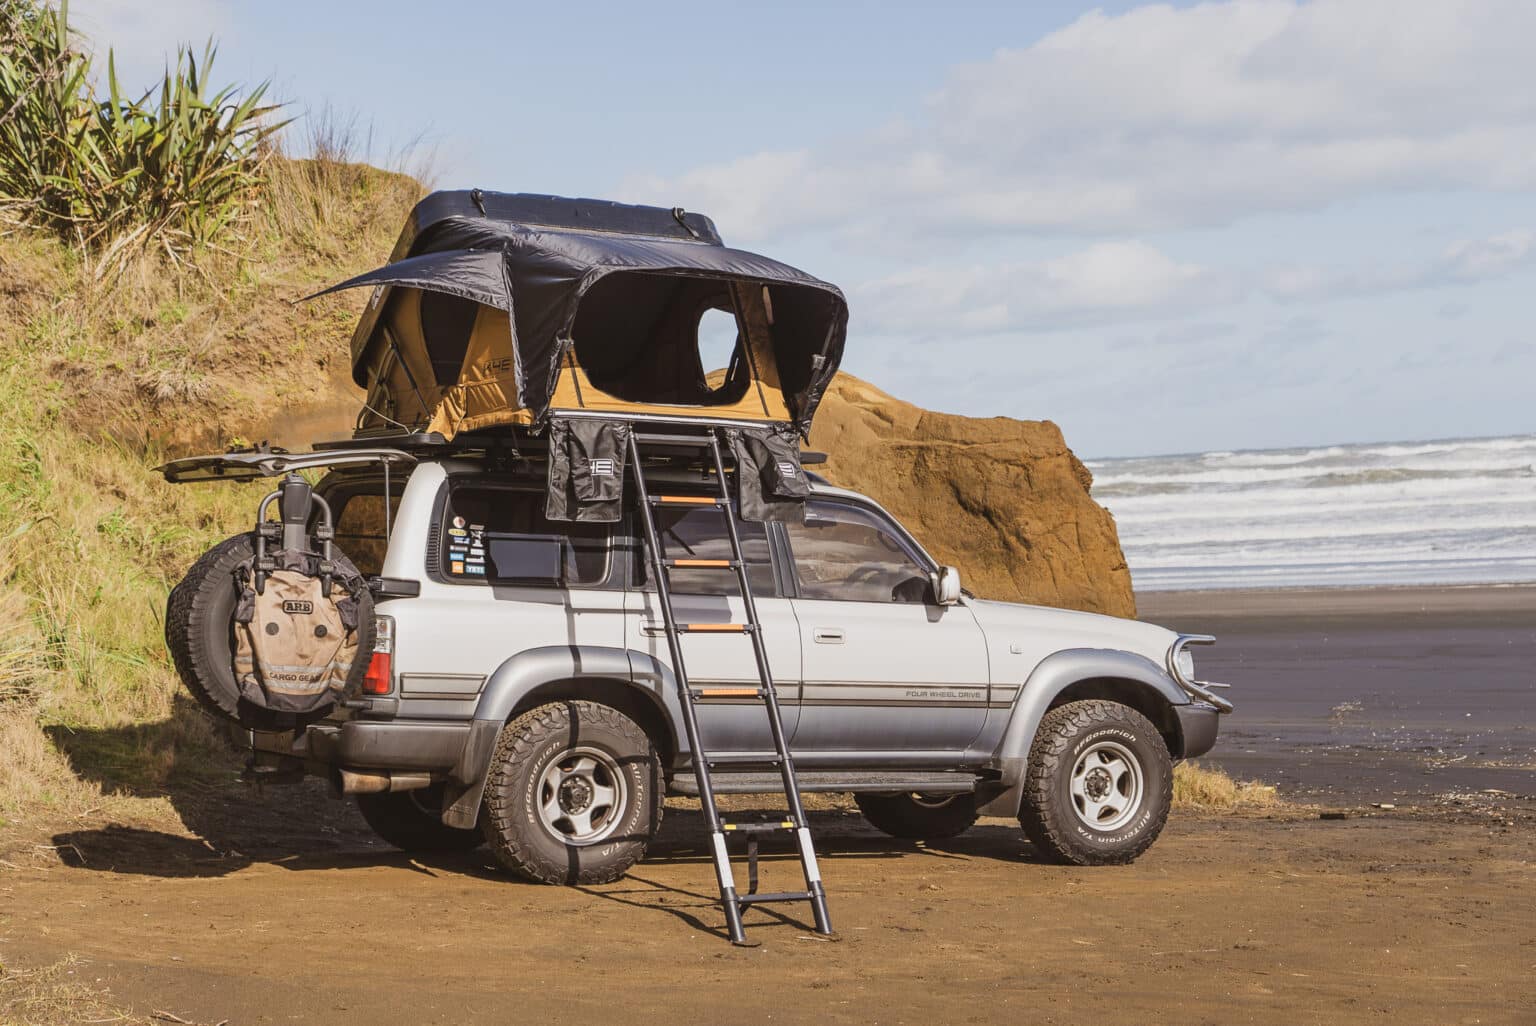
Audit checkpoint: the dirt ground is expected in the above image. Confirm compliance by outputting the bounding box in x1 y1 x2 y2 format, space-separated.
4 791 1534 1026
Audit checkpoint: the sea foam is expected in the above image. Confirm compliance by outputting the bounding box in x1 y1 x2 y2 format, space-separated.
1087 433 1536 590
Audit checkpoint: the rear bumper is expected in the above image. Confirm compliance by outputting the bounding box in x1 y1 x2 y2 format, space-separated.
1175 702 1222 760
306 720 471 770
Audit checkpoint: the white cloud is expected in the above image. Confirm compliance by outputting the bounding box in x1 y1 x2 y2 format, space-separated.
1442 228 1535 281
858 226 1534 337
626 0 1536 243
1263 227 1536 301
853 240 1219 335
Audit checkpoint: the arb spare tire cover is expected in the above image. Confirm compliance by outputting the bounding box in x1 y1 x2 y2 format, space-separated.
165 533 375 731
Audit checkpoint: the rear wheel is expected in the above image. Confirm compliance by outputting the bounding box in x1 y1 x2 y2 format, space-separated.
1018 699 1172 866
480 701 662 885
355 784 483 853
854 792 979 840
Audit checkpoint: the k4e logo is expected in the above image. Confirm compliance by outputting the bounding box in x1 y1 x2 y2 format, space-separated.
282 600 314 614
589 458 616 477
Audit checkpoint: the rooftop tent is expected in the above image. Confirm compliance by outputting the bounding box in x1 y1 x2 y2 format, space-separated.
318 191 848 439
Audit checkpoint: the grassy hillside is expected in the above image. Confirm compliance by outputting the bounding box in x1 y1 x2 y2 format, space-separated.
0 157 421 836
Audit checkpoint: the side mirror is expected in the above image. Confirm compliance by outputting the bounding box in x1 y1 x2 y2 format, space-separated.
931 565 962 606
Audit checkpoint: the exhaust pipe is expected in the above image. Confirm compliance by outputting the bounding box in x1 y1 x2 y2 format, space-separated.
336 768 433 795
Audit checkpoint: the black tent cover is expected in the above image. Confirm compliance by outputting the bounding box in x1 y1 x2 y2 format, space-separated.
319 191 848 434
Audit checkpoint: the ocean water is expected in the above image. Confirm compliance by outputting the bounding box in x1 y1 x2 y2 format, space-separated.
1086 434 1536 591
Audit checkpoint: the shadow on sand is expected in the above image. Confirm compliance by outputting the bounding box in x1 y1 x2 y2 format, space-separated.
45 699 1044 939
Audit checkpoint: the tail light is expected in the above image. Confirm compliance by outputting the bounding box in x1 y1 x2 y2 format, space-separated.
362 615 394 695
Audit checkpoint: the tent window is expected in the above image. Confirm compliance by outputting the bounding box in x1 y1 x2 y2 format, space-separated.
571 272 753 409
419 291 478 385
696 307 739 381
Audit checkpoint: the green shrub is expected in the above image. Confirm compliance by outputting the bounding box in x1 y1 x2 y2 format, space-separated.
0 0 285 273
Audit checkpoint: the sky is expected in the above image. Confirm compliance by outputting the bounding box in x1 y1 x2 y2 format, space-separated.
70 0 1536 457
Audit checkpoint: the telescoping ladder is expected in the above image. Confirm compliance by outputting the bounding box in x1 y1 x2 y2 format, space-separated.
625 427 834 946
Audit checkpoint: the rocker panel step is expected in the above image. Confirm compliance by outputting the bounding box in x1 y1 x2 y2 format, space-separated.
672 770 981 796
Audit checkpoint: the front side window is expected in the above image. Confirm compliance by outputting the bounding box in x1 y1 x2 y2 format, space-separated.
784 501 931 603
640 507 777 597
442 486 609 587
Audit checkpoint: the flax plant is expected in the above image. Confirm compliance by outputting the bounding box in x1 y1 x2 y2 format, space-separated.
0 0 286 274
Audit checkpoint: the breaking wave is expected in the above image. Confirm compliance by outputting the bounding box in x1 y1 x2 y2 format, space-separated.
1088 433 1536 591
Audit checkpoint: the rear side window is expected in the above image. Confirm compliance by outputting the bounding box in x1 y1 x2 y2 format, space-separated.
442 486 610 587
639 506 777 597
323 475 408 577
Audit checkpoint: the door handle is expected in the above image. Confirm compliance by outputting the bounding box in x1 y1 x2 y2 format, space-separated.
813 627 844 644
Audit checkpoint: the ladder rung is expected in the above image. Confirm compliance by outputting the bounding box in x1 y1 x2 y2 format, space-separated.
650 494 723 507
664 558 738 569
678 622 754 634
736 891 815 907
635 432 718 447
722 821 797 834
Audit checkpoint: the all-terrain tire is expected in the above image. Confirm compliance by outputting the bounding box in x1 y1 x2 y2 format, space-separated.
165 532 374 731
480 701 662 885
355 784 483 853
1018 700 1172 866
854 792 979 840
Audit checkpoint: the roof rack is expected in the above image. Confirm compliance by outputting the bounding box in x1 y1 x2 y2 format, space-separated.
313 425 828 465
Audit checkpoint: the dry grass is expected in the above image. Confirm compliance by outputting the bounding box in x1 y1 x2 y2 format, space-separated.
0 954 144 1026
0 141 420 837
1173 761 1279 811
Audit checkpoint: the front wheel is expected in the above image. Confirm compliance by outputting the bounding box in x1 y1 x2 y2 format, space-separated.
1018 700 1172 866
480 701 662 885
854 792 979 839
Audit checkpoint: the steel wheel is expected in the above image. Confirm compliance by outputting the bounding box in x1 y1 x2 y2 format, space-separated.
536 746 628 845
1069 739 1144 831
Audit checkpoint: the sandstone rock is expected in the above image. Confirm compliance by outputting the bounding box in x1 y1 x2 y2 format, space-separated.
808 375 1135 618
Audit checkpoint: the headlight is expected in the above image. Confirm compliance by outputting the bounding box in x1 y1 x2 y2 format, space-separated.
1175 647 1195 682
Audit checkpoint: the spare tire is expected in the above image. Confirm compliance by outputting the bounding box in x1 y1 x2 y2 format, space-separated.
165 533 375 731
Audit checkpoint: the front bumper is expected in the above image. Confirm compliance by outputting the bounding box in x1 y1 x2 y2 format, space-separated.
1175 702 1222 760
1168 635 1234 713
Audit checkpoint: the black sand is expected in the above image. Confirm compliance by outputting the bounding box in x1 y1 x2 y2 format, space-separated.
1140 585 1536 805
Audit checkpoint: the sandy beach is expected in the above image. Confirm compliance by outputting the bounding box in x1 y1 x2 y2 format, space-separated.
1140 585 1536 804
4 583 1533 1024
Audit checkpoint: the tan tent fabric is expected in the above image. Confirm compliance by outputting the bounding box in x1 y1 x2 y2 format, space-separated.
326 194 848 436
411 288 793 437
426 305 527 435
